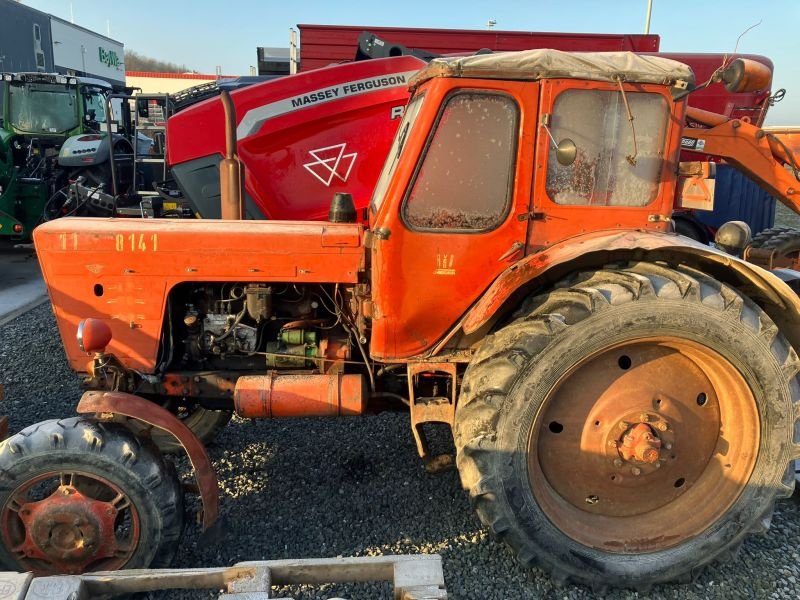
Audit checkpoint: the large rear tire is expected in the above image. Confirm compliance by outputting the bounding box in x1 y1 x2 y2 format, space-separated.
750 226 800 265
751 226 800 251
148 401 232 454
0 418 183 575
454 262 800 589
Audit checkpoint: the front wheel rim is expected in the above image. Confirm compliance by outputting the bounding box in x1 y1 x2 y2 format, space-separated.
0 470 141 574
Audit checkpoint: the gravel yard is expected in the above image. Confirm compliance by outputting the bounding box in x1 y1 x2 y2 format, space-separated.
2 303 800 599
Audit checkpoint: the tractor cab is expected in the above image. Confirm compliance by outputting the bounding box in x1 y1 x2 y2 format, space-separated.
368 50 693 359
1 73 82 144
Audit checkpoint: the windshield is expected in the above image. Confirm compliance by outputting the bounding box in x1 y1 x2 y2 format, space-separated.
370 93 425 212
83 87 109 123
8 82 79 134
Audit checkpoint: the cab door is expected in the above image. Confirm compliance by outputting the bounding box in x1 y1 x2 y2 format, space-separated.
528 80 678 248
370 79 538 360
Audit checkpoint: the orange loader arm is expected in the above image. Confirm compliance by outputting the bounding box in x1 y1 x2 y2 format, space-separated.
682 106 800 214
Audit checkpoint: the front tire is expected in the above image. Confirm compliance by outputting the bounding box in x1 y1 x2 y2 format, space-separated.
0 418 183 575
455 262 800 589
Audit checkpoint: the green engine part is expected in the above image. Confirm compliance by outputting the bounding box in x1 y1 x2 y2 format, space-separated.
266 330 319 368
280 329 317 345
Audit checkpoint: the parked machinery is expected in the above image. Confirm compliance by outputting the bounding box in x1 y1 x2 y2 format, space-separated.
5 50 800 590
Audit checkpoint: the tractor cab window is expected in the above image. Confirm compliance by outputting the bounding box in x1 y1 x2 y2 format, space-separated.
8 82 79 134
545 89 668 207
83 86 109 124
404 91 518 231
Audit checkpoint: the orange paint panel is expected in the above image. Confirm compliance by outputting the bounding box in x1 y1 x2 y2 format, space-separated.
458 228 800 337
369 77 537 360
34 218 364 373
233 373 365 418
683 122 800 212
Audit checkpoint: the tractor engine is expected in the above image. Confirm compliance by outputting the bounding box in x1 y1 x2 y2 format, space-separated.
169 282 349 372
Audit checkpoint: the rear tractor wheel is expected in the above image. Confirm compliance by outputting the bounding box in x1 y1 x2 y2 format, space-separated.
0 418 183 575
750 226 800 268
143 396 232 454
455 262 800 589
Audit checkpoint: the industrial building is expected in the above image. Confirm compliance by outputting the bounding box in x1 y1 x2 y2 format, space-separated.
0 0 125 87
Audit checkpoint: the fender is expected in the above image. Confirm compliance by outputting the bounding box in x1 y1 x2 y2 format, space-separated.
76 390 219 530
458 229 800 353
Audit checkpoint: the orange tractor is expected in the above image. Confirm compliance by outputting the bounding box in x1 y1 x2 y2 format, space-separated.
4 49 800 590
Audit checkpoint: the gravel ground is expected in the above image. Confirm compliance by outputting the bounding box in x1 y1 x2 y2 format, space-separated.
2 303 800 599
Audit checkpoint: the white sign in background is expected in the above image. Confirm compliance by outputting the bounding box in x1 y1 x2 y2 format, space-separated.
49 18 125 83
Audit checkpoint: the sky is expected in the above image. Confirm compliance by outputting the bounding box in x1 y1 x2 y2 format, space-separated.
19 0 800 125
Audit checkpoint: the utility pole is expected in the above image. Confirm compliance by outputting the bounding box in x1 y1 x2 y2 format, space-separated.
289 29 298 75
644 0 653 34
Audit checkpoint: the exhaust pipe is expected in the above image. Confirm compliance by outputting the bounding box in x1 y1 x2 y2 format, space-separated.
219 90 244 220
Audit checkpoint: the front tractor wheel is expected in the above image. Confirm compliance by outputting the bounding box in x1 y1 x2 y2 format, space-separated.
0 418 183 575
455 262 800 589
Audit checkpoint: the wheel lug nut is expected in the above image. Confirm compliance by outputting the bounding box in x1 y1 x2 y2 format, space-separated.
631 467 642 476
613 459 623 468
608 439 618 448
654 461 662 468
639 413 649 422
664 442 673 450
618 422 628 430
655 421 668 431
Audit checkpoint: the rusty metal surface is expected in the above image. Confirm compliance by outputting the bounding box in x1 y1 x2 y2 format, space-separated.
75 391 219 530
233 372 365 418
0 554 447 599
406 363 456 466
744 246 800 270
0 472 140 575
219 90 245 222
617 422 663 464
529 337 759 551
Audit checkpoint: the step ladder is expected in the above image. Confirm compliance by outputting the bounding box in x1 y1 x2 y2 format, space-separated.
132 93 173 200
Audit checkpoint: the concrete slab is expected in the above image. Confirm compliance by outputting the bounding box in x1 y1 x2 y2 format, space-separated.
0 244 48 326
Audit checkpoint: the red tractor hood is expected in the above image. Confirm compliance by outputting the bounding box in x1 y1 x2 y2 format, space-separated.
167 56 426 221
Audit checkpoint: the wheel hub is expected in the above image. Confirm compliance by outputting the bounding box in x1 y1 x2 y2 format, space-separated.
23 486 114 562
2 473 138 574
617 421 662 464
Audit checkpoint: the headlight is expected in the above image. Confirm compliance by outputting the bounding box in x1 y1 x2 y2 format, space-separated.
77 319 113 353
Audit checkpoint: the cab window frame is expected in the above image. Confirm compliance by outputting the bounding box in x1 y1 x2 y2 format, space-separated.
541 85 671 209
401 88 520 235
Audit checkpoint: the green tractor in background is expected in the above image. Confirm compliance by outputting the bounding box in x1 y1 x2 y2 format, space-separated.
0 72 131 241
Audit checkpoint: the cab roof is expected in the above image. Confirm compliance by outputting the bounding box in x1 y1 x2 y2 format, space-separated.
409 49 694 89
